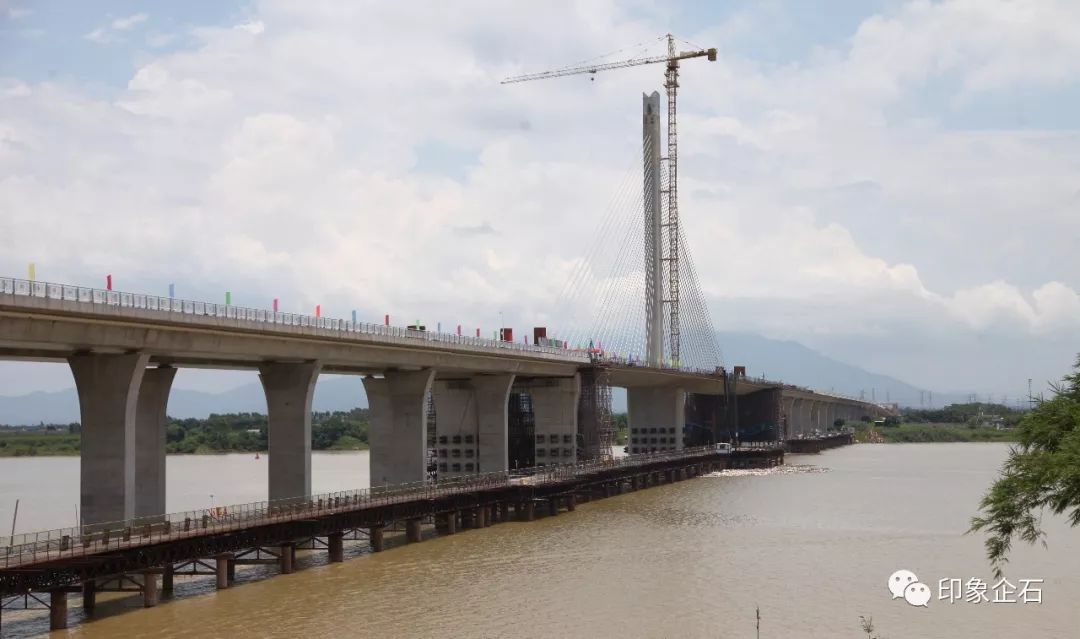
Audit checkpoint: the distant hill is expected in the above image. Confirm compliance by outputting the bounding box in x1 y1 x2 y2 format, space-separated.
714 331 961 407
0 333 956 426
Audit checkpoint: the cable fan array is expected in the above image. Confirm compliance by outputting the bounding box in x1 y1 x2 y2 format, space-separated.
550 134 723 371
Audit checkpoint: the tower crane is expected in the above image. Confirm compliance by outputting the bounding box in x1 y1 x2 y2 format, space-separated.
502 34 716 366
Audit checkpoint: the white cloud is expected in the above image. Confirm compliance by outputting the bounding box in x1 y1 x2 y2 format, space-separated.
111 13 148 31
85 12 149 44
3 0 1080 396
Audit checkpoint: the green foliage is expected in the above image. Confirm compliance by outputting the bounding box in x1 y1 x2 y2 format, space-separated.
970 356 1080 577
904 402 1026 427
0 409 371 456
613 412 628 445
0 430 80 456
852 422 1017 443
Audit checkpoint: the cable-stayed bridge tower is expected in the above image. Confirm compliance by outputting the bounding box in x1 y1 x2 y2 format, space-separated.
503 34 717 367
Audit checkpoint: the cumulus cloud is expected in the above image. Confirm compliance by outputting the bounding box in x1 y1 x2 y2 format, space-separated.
2 0 1079 395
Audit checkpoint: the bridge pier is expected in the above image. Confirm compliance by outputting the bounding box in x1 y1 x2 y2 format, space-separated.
81 581 95 612
406 518 422 543
444 511 458 534
328 532 344 562
162 564 174 594
432 375 514 478
216 554 231 589
142 572 158 607
260 362 321 502
279 543 295 574
49 590 67 630
369 525 385 551
365 370 435 486
627 386 686 454
135 366 176 519
524 375 581 465
69 352 150 526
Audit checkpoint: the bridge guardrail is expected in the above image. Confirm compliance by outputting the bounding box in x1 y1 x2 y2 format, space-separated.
0 446 727 569
0 277 589 365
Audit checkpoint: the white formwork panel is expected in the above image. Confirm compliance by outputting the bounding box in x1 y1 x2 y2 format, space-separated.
0 278 12 294
194 302 205 315
120 293 133 307
274 312 284 324
46 284 62 299
14 280 30 295
171 299 182 312
106 291 120 305
92 289 105 304
182 300 194 314
133 294 146 308
256 309 266 322
32 282 46 297
226 306 237 319
63 286 77 301
301 315 310 328
147 296 159 311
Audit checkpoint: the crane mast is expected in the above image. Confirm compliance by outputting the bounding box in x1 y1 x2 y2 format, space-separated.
502 34 715 366
663 34 681 366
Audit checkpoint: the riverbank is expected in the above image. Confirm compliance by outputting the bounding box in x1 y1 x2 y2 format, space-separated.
853 422 1018 443
0 430 368 457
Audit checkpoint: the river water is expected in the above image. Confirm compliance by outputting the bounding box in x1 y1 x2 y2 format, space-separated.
1 444 1077 638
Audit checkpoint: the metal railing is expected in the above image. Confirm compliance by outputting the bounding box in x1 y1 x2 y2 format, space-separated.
0 446 726 569
0 277 588 365
0 276 889 409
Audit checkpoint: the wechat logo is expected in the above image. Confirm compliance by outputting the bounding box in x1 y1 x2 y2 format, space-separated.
888 569 930 607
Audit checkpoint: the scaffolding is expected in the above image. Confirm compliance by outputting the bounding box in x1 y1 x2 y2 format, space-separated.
578 365 616 462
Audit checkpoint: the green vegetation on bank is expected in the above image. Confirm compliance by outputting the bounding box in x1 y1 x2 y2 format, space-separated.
0 409 372 457
853 421 1018 443
850 400 1026 443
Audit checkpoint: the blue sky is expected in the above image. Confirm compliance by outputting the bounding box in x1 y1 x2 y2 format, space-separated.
1 0 1078 400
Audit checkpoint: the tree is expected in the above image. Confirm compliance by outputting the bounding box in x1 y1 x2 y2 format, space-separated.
970 355 1080 577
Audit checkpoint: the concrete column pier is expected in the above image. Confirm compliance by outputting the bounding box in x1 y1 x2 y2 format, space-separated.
445 511 458 534
526 374 581 464
134 366 176 519
547 499 558 517
280 543 295 574
499 502 509 522
627 386 686 453
49 590 67 630
523 501 535 521
328 532 344 562
142 572 158 607
364 370 435 486
81 581 95 613
370 526 385 551
259 362 321 502
566 494 576 512
216 554 231 589
69 352 150 526
433 375 515 478
406 519 422 543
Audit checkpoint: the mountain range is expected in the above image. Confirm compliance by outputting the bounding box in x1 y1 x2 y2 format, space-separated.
0 332 954 426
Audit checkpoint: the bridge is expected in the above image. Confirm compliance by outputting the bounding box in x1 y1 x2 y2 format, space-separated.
0 276 886 526
0 61 891 632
